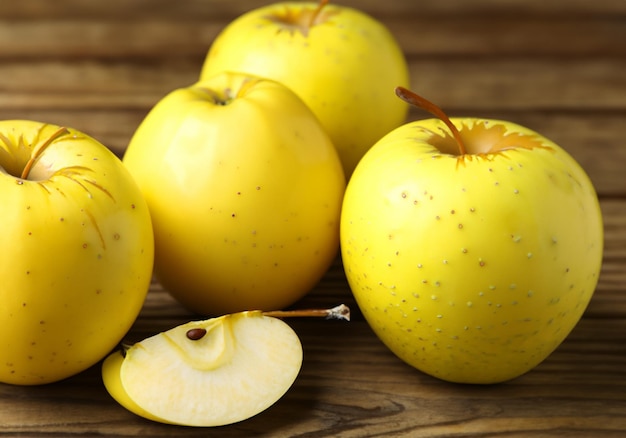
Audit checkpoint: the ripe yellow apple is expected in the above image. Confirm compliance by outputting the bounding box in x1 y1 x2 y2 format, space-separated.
0 120 154 385
340 88 604 384
123 72 345 316
200 1 410 177
102 311 303 426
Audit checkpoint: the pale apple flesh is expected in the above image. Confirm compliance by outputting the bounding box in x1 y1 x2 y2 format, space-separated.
101 352 169 423
341 117 603 384
102 311 303 426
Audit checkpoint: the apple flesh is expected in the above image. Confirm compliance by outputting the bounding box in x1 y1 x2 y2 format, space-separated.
123 72 345 316
102 311 303 426
0 120 154 385
340 91 603 383
200 1 410 177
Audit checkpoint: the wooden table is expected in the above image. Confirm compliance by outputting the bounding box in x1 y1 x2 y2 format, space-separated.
1 1 625 436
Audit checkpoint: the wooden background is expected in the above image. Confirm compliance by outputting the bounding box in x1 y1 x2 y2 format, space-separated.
1 0 625 436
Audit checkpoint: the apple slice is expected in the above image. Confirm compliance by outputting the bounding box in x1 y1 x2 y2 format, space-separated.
102 306 349 426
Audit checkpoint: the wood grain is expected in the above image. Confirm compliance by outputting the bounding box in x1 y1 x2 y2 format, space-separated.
0 0 624 436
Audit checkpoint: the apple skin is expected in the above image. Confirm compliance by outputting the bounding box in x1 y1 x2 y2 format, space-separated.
0 120 154 385
200 1 410 177
340 118 603 384
102 352 169 423
122 72 345 316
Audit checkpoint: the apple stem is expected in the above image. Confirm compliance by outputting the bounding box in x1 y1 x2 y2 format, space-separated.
309 0 329 28
263 304 350 321
395 86 467 156
21 126 70 180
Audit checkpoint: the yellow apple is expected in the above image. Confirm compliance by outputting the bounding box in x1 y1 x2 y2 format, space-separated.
340 88 604 384
200 0 410 177
122 72 345 316
102 311 303 426
0 120 154 385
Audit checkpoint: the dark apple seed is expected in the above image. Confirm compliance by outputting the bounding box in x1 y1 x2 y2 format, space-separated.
186 328 207 341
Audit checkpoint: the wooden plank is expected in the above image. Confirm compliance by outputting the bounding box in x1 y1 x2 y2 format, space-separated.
1 56 623 195
0 60 199 114
1 0 625 20
0 113 623 198
1 16 624 59
2 58 623 111
592 200 626 312
0 20 222 60
407 58 626 111
393 17 626 57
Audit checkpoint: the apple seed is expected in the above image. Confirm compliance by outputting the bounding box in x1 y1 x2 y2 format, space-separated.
185 328 208 341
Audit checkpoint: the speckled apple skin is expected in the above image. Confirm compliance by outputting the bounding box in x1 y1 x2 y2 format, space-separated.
340 118 603 384
0 121 154 385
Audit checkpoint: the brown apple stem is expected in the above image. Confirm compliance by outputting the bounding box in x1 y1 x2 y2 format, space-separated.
309 0 329 28
21 126 70 180
263 304 350 321
395 86 467 156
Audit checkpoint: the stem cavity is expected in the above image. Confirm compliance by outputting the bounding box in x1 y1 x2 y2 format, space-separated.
395 86 467 156
21 126 70 180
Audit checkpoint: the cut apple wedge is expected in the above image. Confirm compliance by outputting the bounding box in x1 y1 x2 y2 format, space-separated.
102 310 304 426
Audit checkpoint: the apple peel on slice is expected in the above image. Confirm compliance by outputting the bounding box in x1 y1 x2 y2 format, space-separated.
102 311 304 426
